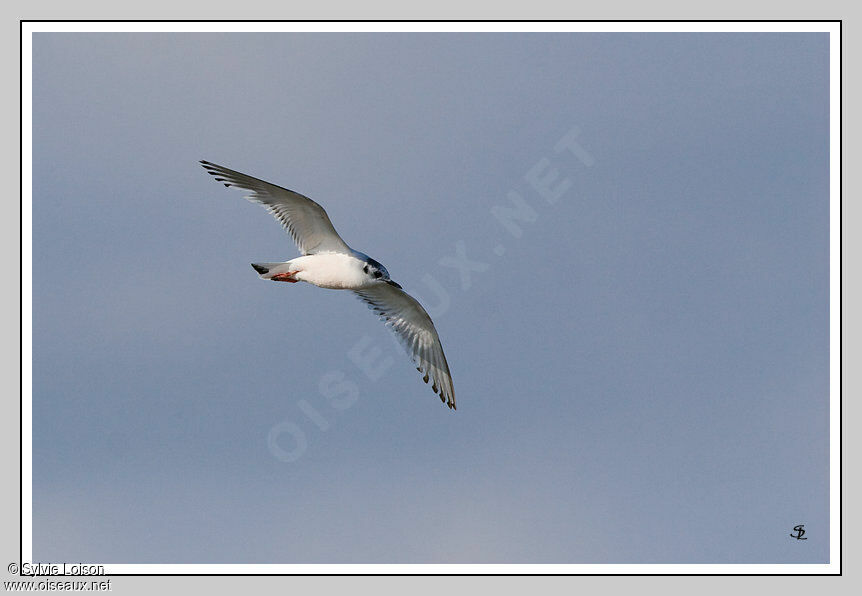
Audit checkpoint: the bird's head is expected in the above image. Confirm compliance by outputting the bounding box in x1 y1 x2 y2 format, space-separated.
362 257 402 289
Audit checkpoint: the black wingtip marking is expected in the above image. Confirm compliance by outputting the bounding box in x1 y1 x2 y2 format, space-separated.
251 263 269 274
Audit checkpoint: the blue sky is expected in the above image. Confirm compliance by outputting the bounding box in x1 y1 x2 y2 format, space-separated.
31 32 830 564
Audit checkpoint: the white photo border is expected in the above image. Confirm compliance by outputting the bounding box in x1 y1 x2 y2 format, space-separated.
20 19 841 576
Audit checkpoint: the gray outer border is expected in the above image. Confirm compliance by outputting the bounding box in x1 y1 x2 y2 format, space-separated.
5 2 849 594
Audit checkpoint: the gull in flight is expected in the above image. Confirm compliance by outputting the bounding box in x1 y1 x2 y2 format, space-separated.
201 161 456 409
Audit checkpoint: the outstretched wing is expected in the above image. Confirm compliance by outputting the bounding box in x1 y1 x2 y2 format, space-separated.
354 283 456 409
201 161 352 255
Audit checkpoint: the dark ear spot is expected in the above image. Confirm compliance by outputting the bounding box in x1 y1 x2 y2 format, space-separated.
363 265 369 274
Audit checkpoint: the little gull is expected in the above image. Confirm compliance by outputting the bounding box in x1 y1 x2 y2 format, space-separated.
201 161 456 409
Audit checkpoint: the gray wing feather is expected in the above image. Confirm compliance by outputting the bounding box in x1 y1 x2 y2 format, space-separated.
201 161 351 255
354 284 456 409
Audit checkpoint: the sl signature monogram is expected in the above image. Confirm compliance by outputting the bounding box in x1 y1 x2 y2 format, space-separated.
790 524 807 540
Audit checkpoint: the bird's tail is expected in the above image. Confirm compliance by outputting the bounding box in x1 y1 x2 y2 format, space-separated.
250 262 292 280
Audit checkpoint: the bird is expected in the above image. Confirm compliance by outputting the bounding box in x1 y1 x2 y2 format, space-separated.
200 160 456 409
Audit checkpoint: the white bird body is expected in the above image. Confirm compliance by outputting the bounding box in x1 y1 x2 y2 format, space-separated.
259 253 373 290
201 160 456 409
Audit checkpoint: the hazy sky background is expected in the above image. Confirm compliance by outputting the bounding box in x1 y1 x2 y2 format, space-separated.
31 32 829 564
